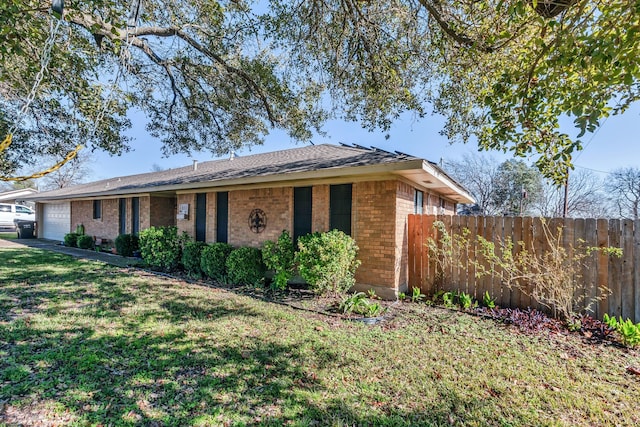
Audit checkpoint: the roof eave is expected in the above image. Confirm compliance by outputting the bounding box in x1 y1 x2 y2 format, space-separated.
394 161 475 204
25 159 425 202
26 157 475 204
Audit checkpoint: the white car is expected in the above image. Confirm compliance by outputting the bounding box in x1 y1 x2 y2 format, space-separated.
0 203 36 230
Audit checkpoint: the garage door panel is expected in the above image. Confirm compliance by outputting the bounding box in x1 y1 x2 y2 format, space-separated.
42 203 70 241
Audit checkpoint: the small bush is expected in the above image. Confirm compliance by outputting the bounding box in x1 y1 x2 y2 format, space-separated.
115 234 140 257
64 233 79 248
201 242 233 280
182 241 207 277
139 226 189 271
226 247 265 286
295 230 361 295
604 314 640 348
339 292 384 317
77 234 94 250
262 230 295 290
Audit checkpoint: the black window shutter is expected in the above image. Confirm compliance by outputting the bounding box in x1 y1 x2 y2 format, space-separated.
294 186 312 243
195 193 207 242
216 192 228 243
119 198 127 235
131 197 140 235
330 184 352 235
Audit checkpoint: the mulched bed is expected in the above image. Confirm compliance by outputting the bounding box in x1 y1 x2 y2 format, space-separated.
136 266 626 349
472 306 618 345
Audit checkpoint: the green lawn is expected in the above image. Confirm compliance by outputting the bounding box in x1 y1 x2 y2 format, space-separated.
1 248 639 426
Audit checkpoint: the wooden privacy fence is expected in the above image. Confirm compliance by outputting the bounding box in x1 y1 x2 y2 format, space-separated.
408 215 640 322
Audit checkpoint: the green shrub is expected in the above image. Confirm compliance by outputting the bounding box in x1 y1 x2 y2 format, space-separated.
201 242 233 280
139 226 189 271
226 247 265 286
295 230 361 295
262 230 295 290
115 234 140 257
64 232 79 248
76 234 94 250
182 241 207 277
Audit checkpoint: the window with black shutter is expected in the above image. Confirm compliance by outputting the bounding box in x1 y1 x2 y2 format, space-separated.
330 184 352 235
195 193 207 242
119 198 127 235
294 186 312 242
93 200 102 220
216 192 228 243
131 197 140 235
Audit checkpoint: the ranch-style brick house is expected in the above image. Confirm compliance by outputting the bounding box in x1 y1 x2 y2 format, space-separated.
27 144 473 298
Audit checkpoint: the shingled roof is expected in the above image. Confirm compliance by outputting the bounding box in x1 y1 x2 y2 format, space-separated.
28 144 474 203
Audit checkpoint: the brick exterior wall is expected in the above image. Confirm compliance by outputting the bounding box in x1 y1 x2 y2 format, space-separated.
71 196 176 243
66 179 458 299
176 193 196 236
140 196 150 230
395 181 416 294
312 185 330 232
423 192 456 215
150 196 176 228
351 180 397 297
228 187 293 247
206 192 217 243
71 199 119 240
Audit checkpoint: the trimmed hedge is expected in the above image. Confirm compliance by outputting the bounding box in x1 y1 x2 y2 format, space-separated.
77 234 94 250
182 241 207 277
295 230 361 295
200 242 233 281
115 234 139 257
64 233 79 248
139 226 189 271
226 247 265 286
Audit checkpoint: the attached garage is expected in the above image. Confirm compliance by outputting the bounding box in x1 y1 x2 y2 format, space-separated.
40 202 71 242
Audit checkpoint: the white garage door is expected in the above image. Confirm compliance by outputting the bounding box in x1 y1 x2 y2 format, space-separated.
41 202 71 241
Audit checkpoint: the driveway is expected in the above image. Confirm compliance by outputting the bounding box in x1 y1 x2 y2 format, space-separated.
0 237 142 268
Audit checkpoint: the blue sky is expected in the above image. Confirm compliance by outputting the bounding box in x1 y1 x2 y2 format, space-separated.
88 102 640 182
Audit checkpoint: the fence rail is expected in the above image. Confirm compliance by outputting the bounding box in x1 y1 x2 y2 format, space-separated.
408 215 640 322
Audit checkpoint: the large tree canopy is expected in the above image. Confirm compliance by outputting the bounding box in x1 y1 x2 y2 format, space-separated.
1 0 638 182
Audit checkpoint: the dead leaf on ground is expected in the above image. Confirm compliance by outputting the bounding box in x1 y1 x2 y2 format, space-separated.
626 366 640 376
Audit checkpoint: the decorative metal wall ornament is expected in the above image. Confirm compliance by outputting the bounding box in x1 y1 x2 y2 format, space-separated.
249 208 267 233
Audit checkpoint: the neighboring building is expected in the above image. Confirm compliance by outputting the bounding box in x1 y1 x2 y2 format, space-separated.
0 188 38 207
26 144 473 298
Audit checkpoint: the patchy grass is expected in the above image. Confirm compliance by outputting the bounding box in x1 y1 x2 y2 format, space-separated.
0 231 17 239
1 248 639 426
